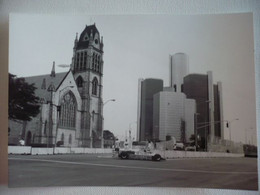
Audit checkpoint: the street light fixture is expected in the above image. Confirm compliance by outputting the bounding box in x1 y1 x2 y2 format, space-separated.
104 99 116 105
128 121 137 148
226 118 239 142
101 99 116 148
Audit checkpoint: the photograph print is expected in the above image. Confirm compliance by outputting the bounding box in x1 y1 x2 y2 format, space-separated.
8 13 258 190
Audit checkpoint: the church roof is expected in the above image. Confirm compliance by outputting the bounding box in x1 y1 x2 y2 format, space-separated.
22 72 68 102
76 24 99 49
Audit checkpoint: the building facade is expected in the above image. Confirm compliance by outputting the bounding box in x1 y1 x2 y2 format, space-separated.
9 24 104 148
153 88 196 142
137 78 163 141
169 53 189 92
183 71 224 148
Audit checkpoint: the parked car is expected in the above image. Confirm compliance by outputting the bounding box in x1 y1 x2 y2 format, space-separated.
185 145 196 151
174 142 184 150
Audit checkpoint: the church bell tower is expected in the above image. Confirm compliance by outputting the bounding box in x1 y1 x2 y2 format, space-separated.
71 24 104 148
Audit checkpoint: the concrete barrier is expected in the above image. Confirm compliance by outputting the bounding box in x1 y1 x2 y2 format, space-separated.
153 150 243 159
96 148 113 153
54 147 71 154
8 146 243 157
71 148 84 154
31 148 53 155
8 146 31 154
84 148 96 153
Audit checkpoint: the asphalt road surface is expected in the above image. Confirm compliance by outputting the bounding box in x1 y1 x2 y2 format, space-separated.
8 154 258 190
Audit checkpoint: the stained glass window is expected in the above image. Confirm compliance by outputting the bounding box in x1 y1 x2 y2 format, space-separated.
59 92 76 128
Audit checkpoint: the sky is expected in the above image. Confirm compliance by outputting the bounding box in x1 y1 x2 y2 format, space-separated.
9 13 256 144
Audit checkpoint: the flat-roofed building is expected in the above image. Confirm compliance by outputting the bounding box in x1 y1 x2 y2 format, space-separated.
137 78 163 141
153 88 196 142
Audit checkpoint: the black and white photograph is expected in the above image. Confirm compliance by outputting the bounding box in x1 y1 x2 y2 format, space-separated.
7 13 258 191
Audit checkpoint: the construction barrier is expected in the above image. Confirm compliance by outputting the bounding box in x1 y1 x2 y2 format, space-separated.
153 150 244 159
8 146 113 155
31 148 53 155
8 146 243 158
8 146 31 155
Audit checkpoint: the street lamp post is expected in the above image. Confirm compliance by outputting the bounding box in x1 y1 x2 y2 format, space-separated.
245 127 253 145
128 121 137 148
101 99 115 148
47 83 56 148
226 118 239 142
194 113 199 151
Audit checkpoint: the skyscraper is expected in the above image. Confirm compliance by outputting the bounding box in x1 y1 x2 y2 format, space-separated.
137 78 163 141
183 71 223 147
169 53 189 92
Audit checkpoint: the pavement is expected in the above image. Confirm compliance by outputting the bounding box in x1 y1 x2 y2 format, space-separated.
8 154 258 190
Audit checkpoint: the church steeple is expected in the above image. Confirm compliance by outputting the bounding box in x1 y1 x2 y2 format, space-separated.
71 23 104 148
74 24 101 50
51 61 55 77
72 24 103 74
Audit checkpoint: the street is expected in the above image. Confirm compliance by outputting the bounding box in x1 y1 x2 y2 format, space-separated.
8 154 258 190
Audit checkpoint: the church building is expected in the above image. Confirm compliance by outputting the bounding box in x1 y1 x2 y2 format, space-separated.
9 24 104 148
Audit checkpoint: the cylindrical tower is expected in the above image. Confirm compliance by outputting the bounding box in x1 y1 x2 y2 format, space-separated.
169 53 189 92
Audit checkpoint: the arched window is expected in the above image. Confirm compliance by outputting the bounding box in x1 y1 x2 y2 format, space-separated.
92 53 95 69
97 55 100 72
60 92 77 128
76 76 83 88
61 133 64 142
95 54 98 71
76 53 80 70
80 52 83 70
83 51 87 69
44 120 47 135
92 77 98 95
69 134 72 144
92 52 101 72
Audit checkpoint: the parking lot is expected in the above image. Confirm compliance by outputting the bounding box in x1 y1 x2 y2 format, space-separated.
8 154 258 190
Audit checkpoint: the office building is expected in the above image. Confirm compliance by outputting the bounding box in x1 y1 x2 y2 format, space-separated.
183 71 224 146
137 78 163 141
169 53 189 92
153 88 196 142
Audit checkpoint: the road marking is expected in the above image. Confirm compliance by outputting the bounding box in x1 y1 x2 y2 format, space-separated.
9 157 257 175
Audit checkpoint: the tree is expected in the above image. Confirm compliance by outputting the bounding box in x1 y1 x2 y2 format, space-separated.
9 73 40 121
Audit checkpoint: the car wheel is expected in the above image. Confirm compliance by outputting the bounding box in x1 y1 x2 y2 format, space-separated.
120 152 129 159
152 154 161 161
